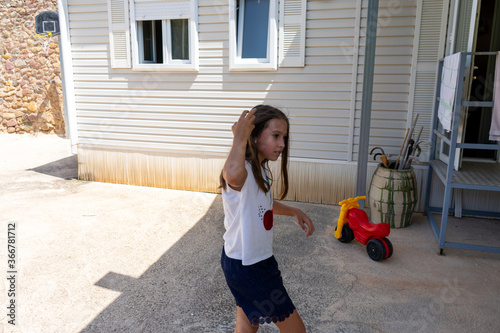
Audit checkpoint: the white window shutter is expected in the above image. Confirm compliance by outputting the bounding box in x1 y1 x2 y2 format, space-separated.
454 0 475 52
279 0 306 67
107 0 131 68
408 0 446 158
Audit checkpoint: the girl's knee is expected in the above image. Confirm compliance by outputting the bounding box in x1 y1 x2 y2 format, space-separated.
275 310 306 333
235 306 259 333
234 323 259 333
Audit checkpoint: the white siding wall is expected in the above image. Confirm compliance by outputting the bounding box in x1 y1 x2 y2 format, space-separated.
69 0 427 206
353 0 417 160
71 0 418 162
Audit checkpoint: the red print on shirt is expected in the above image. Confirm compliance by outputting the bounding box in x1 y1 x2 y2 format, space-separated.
263 210 273 230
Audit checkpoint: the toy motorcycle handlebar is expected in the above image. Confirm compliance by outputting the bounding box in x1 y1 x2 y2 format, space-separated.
338 196 366 208
334 196 366 239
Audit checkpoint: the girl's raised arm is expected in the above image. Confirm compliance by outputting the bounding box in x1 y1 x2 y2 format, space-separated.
222 108 256 191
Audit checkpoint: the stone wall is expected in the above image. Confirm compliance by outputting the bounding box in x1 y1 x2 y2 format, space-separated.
0 0 65 135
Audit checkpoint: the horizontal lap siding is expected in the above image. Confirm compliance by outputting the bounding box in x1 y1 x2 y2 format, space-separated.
303 1 356 161
352 0 416 160
67 0 428 206
68 0 357 161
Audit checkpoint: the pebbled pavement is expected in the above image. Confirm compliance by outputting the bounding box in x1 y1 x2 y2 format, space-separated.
1 133 499 333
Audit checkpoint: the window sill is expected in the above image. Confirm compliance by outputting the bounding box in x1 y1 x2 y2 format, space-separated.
229 63 278 72
132 63 199 72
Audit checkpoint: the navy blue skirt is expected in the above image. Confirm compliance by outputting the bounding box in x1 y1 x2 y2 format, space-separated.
220 248 296 325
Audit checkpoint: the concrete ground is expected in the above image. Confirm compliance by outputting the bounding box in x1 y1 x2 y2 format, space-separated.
1 133 499 333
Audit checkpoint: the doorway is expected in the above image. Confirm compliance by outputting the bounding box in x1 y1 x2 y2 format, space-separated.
463 0 500 159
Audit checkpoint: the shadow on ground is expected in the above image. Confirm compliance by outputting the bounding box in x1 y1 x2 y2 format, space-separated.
78 197 344 333
80 195 237 332
29 155 78 180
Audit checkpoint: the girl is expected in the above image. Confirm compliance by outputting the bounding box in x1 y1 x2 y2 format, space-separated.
220 105 315 332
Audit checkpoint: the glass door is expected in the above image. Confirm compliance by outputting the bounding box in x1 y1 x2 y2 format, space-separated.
438 0 480 169
462 0 500 162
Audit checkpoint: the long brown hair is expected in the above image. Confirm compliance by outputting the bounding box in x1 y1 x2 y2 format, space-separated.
220 105 290 200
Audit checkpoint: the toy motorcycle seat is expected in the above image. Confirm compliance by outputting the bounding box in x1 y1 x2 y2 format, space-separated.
347 208 390 244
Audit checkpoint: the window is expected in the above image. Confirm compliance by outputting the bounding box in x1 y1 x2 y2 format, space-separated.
171 19 190 60
136 19 190 65
237 0 270 59
138 20 162 63
127 0 198 71
229 0 277 71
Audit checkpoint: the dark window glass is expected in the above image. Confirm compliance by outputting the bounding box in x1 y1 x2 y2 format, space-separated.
171 19 189 60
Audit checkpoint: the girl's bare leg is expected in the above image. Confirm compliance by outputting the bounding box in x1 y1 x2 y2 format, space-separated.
274 310 306 333
235 306 259 333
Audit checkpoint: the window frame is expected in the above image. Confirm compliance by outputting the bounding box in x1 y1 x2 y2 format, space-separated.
129 0 198 71
137 20 160 64
169 19 191 62
229 0 278 71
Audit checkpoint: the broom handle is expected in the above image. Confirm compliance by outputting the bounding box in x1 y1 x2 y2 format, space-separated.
399 114 420 170
395 128 409 170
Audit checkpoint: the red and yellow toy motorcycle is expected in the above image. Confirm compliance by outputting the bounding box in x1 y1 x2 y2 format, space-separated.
334 196 393 261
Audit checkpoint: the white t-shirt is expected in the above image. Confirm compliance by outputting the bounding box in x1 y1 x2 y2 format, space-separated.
222 160 274 266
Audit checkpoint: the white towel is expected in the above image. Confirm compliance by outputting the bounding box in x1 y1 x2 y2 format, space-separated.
489 51 500 141
438 52 462 132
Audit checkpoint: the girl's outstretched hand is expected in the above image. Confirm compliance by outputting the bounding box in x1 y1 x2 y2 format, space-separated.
273 201 315 237
295 209 315 237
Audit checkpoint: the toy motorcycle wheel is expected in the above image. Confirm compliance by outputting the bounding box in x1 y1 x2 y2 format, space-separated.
335 223 355 243
381 237 393 259
366 238 386 261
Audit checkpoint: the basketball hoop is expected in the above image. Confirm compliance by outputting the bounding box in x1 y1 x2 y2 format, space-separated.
33 31 54 54
33 32 53 39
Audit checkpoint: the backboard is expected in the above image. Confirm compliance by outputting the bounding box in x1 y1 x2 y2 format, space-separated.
35 11 60 36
